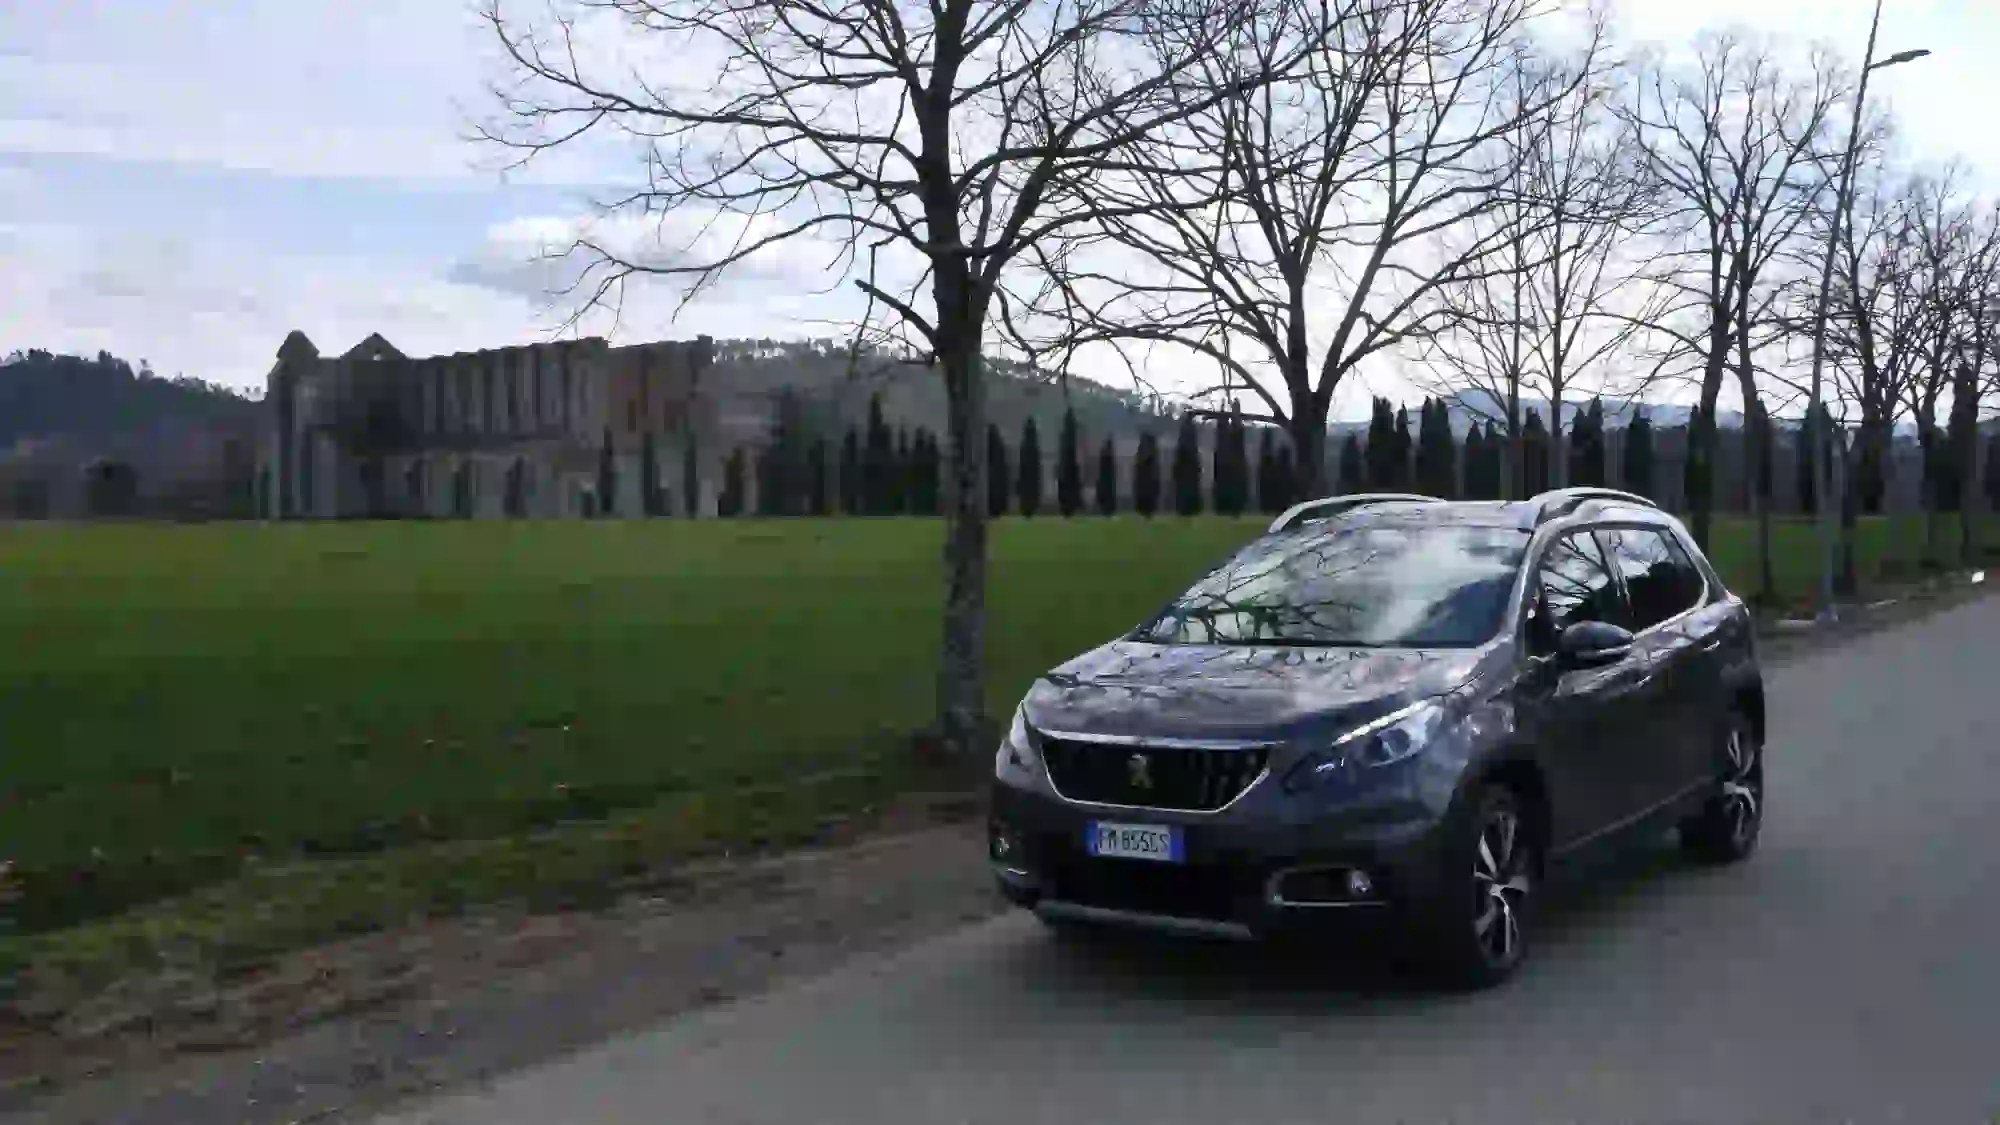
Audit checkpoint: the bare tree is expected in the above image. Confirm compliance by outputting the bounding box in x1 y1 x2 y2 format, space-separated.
1897 167 1986 568
1619 33 1840 590
1017 0 1583 496
1419 30 1649 499
476 0 1313 755
1817 153 1923 591
1950 204 2000 565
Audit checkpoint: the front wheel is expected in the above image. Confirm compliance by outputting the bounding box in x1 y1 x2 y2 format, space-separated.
1411 784 1537 990
1681 712 1763 864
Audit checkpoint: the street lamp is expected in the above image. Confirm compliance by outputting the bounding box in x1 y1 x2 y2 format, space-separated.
1802 0 1928 621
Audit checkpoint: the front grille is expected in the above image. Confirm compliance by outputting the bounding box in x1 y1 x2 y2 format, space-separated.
1040 739 1271 811
1047 851 1243 921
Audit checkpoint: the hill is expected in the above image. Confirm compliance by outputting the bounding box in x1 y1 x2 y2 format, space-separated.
0 349 261 518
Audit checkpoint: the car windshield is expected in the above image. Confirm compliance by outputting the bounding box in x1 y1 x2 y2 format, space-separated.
1137 521 1529 648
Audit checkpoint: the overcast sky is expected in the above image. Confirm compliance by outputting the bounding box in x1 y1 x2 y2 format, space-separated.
2 1 1995 417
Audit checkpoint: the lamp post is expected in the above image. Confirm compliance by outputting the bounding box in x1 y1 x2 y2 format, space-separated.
1803 0 1929 621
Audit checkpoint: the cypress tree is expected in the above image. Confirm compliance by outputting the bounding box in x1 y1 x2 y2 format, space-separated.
987 423 1011 517
1339 431 1365 495
1795 406 1819 515
1214 404 1250 515
1416 398 1457 498
1017 416 1044 517
839 426 862 515
1171 410 1203 514
1986 434 2000 512
1393 403 1414 490
719 447 747 517
1522 409 1551 496
1480 421 1504 500
892 427 911 514
756 445 781 516
1257 428 1282 513
1461 423 1487 500
864 393 892 514
596 428 617 517
1095 437 1118 516
1570 396 1606 488
1625 409 1657 501
1684 404 1713 516
1057 407 1084 516
1365 398 1397 489
640 432 661 516
682 430 700 516
808 437 830 515
1134 431 1162 517
911 430 940 515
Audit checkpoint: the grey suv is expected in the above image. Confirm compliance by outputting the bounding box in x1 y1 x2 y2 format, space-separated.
989 488 1765 987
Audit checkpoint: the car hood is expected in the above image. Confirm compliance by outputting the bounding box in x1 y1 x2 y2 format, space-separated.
1022 640 1486 743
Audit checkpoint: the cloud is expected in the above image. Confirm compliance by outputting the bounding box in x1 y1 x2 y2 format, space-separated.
0 220 553 388
0 3 620 186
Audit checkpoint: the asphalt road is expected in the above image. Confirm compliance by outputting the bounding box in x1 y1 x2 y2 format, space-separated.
384 595 2000 1125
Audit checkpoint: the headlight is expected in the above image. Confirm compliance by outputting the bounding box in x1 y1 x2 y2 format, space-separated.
994 704 1040 783
1282 698 1449 794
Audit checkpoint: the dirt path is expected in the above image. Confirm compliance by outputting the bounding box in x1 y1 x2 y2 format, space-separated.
2 824 1000 1125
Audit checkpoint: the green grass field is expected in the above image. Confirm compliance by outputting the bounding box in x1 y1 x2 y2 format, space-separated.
0 513 1988 969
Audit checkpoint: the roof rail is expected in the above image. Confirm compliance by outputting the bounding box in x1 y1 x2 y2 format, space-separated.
1529 487 1658 526
1268 493 1442 534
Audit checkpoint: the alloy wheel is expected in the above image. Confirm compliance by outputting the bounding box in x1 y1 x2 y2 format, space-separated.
1720 725 1761 848
1471 806 1532 968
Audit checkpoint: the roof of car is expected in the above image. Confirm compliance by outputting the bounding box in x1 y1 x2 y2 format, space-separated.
1273 491 1679 535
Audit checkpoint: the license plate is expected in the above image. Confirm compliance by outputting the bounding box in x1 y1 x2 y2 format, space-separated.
1086 821 1184 863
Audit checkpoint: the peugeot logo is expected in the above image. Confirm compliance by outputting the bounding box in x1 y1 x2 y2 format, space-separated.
1127 752 1154 790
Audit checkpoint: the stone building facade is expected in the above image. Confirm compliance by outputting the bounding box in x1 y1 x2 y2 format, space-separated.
262 331 721 519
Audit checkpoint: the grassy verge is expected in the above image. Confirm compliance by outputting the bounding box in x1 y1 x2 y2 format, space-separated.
0 513 1990 1008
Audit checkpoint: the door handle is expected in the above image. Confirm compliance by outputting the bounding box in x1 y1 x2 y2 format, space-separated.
1698 640 1722 653
1596 668 1654 698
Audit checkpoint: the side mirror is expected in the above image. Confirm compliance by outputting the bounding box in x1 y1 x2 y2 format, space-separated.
1555 620 1634 669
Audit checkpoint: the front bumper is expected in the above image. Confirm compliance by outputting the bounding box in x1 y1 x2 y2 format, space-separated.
988 778 1450 941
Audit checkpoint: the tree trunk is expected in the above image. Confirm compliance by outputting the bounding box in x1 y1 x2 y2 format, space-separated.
1689 341 1727 551
1547 392 1567 493
1917 422 1941 571
1837 432 1860 597
1288 384 1327 499
1963 415 1985 567
936 340 989 758
1750 410 1775 603
1736 331 1774 602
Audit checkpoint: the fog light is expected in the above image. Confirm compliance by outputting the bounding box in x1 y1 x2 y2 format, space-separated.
990 824 1016 862
1346 868 1374 898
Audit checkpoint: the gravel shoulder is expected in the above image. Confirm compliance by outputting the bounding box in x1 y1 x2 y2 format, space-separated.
5 569 1989 1125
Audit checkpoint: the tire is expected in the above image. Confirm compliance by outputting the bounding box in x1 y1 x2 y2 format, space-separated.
1681 711 1763 864
1410 783 1538 990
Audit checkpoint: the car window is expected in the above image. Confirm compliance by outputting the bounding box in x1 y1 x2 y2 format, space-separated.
1534 530 1624 645
1600 527 1705 630
1136 522 1529 648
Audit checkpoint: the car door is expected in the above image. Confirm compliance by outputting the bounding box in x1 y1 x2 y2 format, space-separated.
1598 525 1715 803
1515 528 1668 849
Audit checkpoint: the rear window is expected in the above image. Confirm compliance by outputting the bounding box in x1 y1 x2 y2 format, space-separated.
1137 522 1530 648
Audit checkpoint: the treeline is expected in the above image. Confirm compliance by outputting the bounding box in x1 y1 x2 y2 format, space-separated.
0 349 254 447
719 390 2000 520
